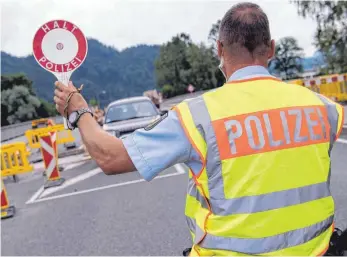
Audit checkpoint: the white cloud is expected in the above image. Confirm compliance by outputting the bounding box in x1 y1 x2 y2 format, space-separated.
1 0 317 57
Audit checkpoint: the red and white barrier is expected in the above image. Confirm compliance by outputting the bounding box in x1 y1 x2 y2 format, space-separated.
40 133 65 189
304 74 347 86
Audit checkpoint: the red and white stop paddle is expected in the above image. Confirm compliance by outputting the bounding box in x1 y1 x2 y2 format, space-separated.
33 20 88 128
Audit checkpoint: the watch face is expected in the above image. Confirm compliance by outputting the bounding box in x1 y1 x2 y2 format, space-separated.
69 112 78 124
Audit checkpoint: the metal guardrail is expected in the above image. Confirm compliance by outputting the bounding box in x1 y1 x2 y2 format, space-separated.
1 116 63 143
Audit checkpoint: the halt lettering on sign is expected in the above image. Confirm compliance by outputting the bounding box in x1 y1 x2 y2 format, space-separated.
33 20 87 73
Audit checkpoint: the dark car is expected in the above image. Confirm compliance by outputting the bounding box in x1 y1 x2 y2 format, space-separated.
102 96 162 139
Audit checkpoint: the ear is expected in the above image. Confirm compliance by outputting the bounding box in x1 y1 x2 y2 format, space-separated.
217 40 223 59
268 39 275 59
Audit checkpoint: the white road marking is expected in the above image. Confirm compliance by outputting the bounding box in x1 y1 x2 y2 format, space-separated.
40 168 102 198
174 163 186 174
63 162 86 171
25 186 44 204
337 138 347 144
28 169 185 204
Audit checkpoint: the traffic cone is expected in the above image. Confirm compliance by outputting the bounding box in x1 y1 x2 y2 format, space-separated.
1 180 15 219
40 132 65 189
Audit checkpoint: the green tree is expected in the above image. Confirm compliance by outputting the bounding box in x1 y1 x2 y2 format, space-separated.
89 98 98 106
155 33 192 95
207 20 229 85
155 32 225 97
40 99 58 117
1 74 51 125
293 1 347 73
183 43 219 90
208 19 221 51
2 86 41 124
161 84 175 98
269 37 304 80
1 73 35 93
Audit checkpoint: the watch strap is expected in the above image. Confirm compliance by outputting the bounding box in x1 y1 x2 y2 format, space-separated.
70 108 93 129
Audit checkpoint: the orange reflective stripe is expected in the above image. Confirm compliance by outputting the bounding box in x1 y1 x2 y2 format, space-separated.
213 105 330 160
226 76 281 84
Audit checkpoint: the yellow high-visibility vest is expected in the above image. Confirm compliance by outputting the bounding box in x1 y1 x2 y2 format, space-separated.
174 77 345 256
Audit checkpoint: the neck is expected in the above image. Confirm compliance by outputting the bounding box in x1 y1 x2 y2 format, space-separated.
225 61 268 80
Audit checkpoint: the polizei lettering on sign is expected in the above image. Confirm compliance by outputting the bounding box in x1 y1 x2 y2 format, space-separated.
33 20 87 73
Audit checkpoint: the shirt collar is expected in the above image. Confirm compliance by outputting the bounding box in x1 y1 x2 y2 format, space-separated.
227 65 274 82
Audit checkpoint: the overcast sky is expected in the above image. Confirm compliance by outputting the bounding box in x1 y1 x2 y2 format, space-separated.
1 0 318 57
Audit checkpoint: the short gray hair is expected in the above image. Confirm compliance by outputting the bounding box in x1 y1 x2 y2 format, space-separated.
219 2 271 56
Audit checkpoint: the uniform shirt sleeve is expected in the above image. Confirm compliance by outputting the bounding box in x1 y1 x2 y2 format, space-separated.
122 110 198 181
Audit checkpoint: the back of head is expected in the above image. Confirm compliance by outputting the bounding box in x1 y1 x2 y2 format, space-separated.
219 2 272 60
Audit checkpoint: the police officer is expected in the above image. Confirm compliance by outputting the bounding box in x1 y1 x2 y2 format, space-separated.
54 2 345 256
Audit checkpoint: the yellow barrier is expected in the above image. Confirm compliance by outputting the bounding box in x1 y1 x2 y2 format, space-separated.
301 73 347 102
288 79 304 86
31 118 48 129
319 74 338 100
25 124 75 149
1 142 33 177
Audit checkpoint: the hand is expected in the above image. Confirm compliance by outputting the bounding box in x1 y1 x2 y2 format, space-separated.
54 81 88 117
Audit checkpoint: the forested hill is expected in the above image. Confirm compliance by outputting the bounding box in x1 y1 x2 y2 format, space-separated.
2 37 325 107
1 39 160 106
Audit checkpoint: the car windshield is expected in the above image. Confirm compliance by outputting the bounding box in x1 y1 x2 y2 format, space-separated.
105 100 158 123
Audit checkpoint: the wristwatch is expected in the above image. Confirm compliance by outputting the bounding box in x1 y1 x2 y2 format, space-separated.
68 108 93 130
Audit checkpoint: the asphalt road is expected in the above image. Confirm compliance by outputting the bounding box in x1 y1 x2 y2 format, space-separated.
1 129 347 256
2 162 191 256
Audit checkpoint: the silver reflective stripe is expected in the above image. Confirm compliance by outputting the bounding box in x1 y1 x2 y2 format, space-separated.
187 98 225 200
186 216 196 233
199 215 333 254
315 94 339 153
188 178 209 210
315 94 339 185
187 178 195 196
210 182 330 215
189 178 330 215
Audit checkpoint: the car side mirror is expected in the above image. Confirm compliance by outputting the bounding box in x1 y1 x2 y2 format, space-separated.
160 110 168 116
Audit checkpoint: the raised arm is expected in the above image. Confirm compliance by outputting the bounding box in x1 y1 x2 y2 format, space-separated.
54 81 135 174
